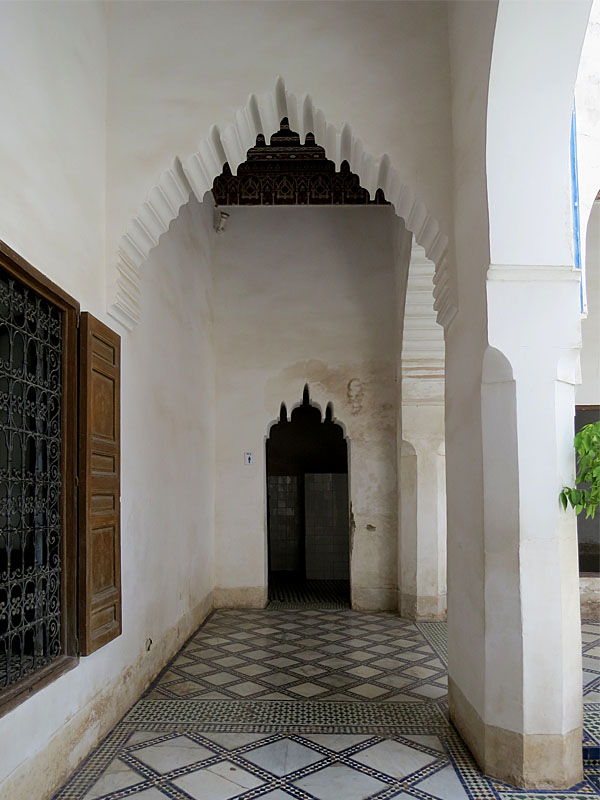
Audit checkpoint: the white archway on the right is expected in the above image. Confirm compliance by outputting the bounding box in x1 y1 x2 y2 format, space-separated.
445 0 593 789
575 0 600 282
574 0 600 608
486 1 591 270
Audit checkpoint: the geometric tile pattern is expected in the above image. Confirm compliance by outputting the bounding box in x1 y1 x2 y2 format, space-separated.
268 577 350 609
52 610 600 800
145 610 448 705
583 622 600 764
268 601 350 611
125 699 447 728
416 623 448 667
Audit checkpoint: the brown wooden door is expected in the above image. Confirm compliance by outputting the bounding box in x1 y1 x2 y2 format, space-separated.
78 313 121 655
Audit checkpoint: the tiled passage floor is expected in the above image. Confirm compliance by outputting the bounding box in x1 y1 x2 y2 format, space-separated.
53 610 600 800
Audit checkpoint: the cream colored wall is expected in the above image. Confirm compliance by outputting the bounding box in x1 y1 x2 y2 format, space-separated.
0 5 217 795
212 206 398 611
105 0 454 298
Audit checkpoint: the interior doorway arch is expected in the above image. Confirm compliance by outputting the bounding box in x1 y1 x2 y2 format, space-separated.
266 386 350 605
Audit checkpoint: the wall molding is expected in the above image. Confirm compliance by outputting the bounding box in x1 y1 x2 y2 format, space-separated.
487 264 581 283
108 77 456 330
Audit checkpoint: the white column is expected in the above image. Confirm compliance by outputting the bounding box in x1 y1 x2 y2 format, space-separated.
399 405 446 619
398 243 447 620
448 266 583 788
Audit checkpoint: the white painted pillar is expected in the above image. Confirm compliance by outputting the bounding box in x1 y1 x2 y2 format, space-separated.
398 243 447 620
449 266 583 788
399 405 446 619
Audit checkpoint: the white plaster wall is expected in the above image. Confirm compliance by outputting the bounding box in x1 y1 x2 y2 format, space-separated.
0 2 107 311
576 0 600 274
475 2 588 765
212 206 398 610
445 0 497 729
105 0 454 294
122 195 216 641
0 5 217 792
1 195 217 800
400 406 446 618
484 270 583 742
578 201 600 404
447 1 588 760
397 239 446 619
487 0 592 268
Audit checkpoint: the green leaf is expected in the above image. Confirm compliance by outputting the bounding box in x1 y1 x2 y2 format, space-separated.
560 491 568 510
561 421 600 515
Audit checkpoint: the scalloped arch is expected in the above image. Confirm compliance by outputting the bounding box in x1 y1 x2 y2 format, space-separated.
108 77 457 330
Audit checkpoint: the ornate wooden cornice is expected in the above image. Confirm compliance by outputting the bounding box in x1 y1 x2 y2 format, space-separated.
212 118 388 207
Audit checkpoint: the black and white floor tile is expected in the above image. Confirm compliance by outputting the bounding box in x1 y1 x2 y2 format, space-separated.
583 620 600 763
52 610 600 800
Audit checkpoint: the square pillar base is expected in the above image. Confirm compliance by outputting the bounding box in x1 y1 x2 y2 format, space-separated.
399 592 447 621
449 678 583 789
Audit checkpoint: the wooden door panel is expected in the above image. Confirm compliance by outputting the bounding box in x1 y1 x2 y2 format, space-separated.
91 370 117 440
79 313 121 655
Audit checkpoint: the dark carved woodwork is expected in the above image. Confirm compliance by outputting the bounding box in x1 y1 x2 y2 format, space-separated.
0 240 78 712
212 118 388 207
79 313 122 655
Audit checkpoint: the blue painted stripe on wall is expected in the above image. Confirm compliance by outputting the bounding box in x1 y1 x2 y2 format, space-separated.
571 104 584 311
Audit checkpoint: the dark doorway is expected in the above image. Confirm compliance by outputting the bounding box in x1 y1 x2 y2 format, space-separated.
266 386 350 606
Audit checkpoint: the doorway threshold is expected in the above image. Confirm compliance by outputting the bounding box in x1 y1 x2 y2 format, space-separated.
268 574 350 609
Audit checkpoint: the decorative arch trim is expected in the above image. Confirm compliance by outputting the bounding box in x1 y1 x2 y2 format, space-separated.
402 244 445 368
108 77 457 330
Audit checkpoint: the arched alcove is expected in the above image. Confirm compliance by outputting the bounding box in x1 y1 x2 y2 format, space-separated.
108 77 455 331
266 386 350 605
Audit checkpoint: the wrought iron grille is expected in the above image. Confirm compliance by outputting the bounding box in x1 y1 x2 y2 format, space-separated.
0 266 63 688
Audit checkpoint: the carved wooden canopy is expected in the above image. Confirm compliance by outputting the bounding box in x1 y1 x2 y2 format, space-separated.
212 118 388 207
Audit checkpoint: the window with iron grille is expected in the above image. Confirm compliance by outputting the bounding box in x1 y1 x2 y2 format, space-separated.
0 243 78 713
0 268 64 685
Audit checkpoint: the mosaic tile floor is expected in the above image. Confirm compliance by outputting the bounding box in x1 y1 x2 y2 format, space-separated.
53 610 600 800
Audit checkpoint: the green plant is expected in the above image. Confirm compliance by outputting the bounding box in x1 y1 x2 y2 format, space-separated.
560 421 600 519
